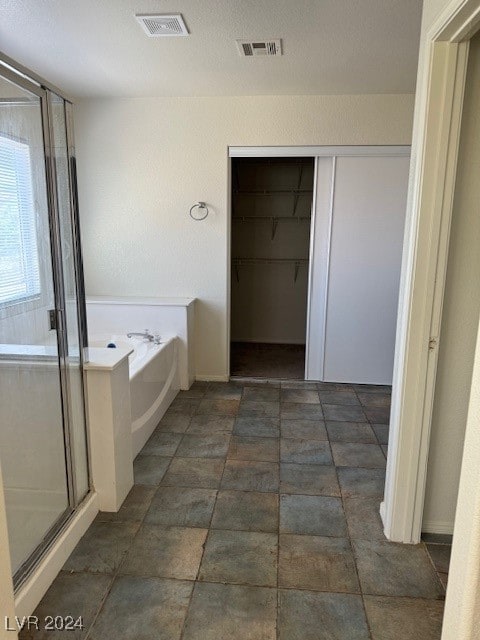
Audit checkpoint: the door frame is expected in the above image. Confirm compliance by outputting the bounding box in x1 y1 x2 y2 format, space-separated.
382 0 480 545
227 145 410 381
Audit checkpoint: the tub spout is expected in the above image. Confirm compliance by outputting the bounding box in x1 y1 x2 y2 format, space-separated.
127 330 155 342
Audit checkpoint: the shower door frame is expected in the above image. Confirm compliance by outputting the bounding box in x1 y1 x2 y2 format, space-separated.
0 55 90 590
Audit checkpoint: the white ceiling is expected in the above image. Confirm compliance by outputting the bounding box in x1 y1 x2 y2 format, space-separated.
0 0 423 98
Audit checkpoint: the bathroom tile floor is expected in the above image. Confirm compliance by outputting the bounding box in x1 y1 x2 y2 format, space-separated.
21 380 446 640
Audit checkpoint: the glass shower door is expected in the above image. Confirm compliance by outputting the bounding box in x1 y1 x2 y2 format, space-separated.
0 72 71 579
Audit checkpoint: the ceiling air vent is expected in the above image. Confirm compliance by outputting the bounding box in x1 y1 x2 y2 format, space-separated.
135 14 189 37
236 39 282 57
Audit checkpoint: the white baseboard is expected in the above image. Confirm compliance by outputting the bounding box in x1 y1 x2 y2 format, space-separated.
15 492 99 619
422 520 455 535
195 374 230 382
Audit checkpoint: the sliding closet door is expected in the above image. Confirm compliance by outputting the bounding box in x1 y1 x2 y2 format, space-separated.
306 153 409 384
325 155 409 384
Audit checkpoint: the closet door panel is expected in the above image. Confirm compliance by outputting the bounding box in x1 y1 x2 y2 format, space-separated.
305 157 334 380
323 155 409 384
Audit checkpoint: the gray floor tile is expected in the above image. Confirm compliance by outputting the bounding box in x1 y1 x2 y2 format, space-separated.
63 521 140 574
119 525 207 580
222 460 279 492
199 529 277 586
155 413 191 433
344 497 386 540
142 431 182 456
364 405 391 423
279 590 370 640
197 398 240 415
426 544 451 574
338 467 386 499
353 539 445 598
326 421 377 443
331 442 387 468
144 486 217 527
187 414 234 434
318 390 360 406
134 455 171 485
364 596 444 640
19 572 112 640
439 573 448 588
357 392 392 408
176 383 207 399
166 398 200 416
280 463 340 496
281 388 320 404
279 534 359 592
372 423 389 445
233 416 280 438
228 435 279 462
182 582 276 640
281 418 328 440
204 382 243 399
280 438 332 465
211 490 279 532
88 576 192 640
281 402 323 420
322 404 367 422
243 386 280 402
176 433 230 458
382 444 388 457
96 485 156 523
161 457 224 488
238 401 280 417
280 494 347 536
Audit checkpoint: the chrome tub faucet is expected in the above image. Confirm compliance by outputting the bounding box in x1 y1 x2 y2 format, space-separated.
127 329 161 344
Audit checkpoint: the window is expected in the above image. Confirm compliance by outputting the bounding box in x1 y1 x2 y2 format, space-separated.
0 135 40 305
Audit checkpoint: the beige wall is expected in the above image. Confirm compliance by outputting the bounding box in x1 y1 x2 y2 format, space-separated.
423 31 480 533
75 94 415 378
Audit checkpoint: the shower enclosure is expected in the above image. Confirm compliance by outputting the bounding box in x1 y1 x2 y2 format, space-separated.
0 56 89 589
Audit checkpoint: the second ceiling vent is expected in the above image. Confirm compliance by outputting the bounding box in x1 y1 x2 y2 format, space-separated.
135 14 189 37
236 39 282 57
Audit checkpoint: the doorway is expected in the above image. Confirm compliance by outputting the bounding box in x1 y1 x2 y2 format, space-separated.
228 148 410 385
230 157 314 379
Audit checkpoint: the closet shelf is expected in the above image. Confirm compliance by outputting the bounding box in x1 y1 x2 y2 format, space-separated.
232 258 308 284
232 215 311 239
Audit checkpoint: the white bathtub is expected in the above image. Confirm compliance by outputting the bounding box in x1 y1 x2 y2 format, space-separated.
89 334 180 456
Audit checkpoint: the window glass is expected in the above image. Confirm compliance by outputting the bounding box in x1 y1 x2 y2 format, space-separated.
0 135 40 305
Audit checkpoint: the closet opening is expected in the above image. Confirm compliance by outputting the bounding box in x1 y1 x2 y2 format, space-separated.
230 157 314 379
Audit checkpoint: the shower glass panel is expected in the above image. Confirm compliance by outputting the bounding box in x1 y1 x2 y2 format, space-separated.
50 94 89 502
0 60 89 588
0 74 70 576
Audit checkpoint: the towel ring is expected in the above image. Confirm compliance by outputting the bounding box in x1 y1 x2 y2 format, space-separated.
189 202 209 221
